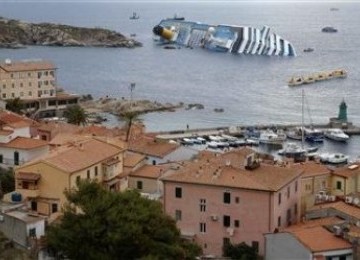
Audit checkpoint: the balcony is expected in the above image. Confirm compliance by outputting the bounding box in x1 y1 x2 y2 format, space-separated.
17 188 40 198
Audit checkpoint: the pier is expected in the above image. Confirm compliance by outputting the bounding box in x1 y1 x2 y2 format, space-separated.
155 123 360 141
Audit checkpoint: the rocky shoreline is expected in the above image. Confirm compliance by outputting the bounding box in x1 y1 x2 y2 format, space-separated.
80 98 183 116
0 17 141 48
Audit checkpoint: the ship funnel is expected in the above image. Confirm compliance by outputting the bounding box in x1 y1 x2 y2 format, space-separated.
153 25 174 41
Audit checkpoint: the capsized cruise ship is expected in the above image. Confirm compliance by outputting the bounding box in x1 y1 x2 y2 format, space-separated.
153 19 296 56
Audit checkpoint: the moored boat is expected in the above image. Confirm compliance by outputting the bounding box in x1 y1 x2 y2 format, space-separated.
259 129 286 145
319 153 348 164
324 128 349 142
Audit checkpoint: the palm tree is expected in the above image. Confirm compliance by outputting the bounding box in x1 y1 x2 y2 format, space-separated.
5 98 24 114
63 104 87 125
121 110 141 141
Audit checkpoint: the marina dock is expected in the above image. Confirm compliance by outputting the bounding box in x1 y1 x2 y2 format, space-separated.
155 123 360 140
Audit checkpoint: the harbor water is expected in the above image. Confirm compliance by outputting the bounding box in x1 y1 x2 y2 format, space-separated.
0 1 360 159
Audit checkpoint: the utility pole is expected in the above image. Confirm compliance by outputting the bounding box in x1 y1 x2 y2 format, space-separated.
129 82 135 107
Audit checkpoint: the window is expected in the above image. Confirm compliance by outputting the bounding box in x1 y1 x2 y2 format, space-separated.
235 196 240 203
11 93 15 98
278 192 282 205
87 170 90 179
223 215 231 227
28 72 31 77
200 199 206 212
20 82 23 87
29 228 36 237
234 220 240 228
10 73 13 78
28 91 32 96
278 216 281 227
20 92 24 97
2 84 5 89
175 187 182 198
287 208 291 225
294 203 298 215
306 184 311 191
48 100 56 106
137 181 143 190
38 72 42 78
252 241 259 253
223 237 230 247
0 154 3 163
31 201 37 211
41 135 47 141
287 186 290 198
11 83 14 88
175 210 182 221
336 181 342 190
29 82 32 87
76 176 80 184
2 93 5 98
200 222 206 233
52 203 58 213
223 192 231 204
295 181 298 192
95 166 98 176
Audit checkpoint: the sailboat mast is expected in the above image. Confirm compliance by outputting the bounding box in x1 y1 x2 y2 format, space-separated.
301 89 305 149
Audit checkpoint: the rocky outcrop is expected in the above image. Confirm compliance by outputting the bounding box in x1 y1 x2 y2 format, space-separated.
0 17 142 48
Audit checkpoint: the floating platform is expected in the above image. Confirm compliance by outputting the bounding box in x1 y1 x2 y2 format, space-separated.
288 69 347 87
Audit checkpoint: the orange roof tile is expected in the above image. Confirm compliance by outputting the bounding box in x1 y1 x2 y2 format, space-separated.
43 138 122 173
0 110 37 126
311 201 360 220
0 60 56 72
124 153 146 167
162 148 302 191
129 135 179 158
0 137 48 150
291 161 331 178
130 165 168 179
37 121 80 133
290 226 351 252
332 163 360 178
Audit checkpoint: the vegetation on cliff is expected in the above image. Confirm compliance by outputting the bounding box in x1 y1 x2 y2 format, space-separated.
0 16 142 48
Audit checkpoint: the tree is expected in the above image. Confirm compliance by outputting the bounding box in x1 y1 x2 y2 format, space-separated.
63 104 87 125
5 98 24 114
0 167 15 199
47 181 202 260
223 242 258 260
121 110 141 141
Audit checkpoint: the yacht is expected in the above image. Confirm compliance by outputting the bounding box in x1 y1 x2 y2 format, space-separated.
278 143 306 156
319 153 348 164
304 128 324 143
324 128 349 142
259 129 286 145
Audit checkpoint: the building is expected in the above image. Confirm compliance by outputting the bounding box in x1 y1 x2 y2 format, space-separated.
0 59 79 118
265 217 353 260
291 161 331 215
0 109 49 167
161 148 302 257
0 202 45 249
11 137 125 219
129 135 198 165
330 163 360 197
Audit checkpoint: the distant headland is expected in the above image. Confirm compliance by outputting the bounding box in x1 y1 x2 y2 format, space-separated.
0 16 142 48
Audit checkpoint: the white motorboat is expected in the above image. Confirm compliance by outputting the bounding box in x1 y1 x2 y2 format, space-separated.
278 143 306 156
324 128 349 142
319 153 349 164
259 129 286 145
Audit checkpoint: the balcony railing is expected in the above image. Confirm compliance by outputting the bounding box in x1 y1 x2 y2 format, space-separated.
17 188 40 198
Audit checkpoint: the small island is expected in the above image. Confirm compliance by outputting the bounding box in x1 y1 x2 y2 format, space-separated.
0 16 142 48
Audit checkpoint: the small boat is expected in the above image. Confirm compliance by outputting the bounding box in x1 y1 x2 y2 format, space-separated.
286 128 303 140
130 12 140 20
259 129 286 145
170 14 185 20
181 138 195 145
303 48 314 53
130 33 137 37
319 153 348 164
322 27 337 33
278 143 306 156
324 128 349 142
207 141 219 149
330 7 339 11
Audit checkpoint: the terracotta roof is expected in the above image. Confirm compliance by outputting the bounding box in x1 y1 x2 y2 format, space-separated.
42 138 122 173
162 148 302 191
291 161 331 178
331 163 360 178
103 158 120 166
130 164 168 179
289 226 351 253
37 121 80 134
124 153 146 167
129 135 179 158
311 201 360 220
0 137 48 150
49 133 89 147
0 110 37 126
0 60 56 72
76 125 124 137
17 172 41 181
